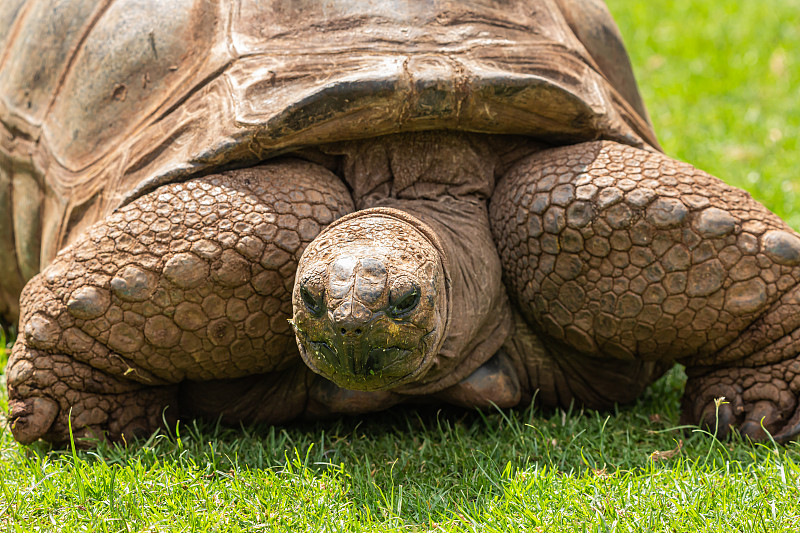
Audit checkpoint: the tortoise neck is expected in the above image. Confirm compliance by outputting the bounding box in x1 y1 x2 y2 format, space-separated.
322 131 498 209
361 199 513 394
311 130 531 392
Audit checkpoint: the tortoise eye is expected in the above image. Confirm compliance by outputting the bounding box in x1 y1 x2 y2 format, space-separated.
300 285 324 315
388 285 420 317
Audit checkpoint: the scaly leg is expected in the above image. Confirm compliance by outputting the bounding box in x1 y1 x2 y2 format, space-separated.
491 141 800 439
7 159 354 444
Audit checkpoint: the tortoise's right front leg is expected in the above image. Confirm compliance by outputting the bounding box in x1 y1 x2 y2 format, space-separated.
7 159 354 445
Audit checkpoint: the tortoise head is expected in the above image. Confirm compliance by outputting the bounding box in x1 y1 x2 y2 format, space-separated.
291 208 450 391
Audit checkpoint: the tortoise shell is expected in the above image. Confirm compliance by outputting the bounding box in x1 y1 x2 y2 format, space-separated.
0 0 657 321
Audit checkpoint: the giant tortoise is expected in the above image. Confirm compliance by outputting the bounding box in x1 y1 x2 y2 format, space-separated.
2 0 800 445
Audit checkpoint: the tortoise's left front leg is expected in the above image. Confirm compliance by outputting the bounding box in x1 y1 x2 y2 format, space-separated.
491 140 800 441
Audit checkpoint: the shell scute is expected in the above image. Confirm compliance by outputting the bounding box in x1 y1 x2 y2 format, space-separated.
0 0 103 134
43 0 222 172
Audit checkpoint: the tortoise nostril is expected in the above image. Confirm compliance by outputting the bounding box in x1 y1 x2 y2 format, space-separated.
332 299 372 335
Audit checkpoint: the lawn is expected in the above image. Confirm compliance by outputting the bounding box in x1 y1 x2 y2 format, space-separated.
1 0 800 531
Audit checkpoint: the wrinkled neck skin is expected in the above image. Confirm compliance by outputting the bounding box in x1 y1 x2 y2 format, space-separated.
320 132 538 394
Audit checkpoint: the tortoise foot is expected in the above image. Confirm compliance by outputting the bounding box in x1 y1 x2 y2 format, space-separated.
7 332 177 445
682 361 800 442
437 351 522 409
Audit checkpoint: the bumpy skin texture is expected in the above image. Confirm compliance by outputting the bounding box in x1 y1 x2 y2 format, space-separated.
491 140 800 439
293 208 449 392
7 159 355 444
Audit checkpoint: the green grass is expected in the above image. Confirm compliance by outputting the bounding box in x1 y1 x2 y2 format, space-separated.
2 363 800 531
1 0 800 530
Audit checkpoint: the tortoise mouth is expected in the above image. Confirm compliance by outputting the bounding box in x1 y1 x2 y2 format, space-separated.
309 339 411 375
298 332 419 391
293 288 440 391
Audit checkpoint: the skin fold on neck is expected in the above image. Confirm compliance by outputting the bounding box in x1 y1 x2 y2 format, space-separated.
317 131 528 393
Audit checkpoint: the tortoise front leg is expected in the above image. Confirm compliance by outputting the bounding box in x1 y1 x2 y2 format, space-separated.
7 159 354 445
490 140 800 440
8 332 177 445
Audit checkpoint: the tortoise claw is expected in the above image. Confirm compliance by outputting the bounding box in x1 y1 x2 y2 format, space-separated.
739 400 780 441
8 397 59 445
699 400 733 439
739 421 767 441
773 406 800 443
683 363 800 443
